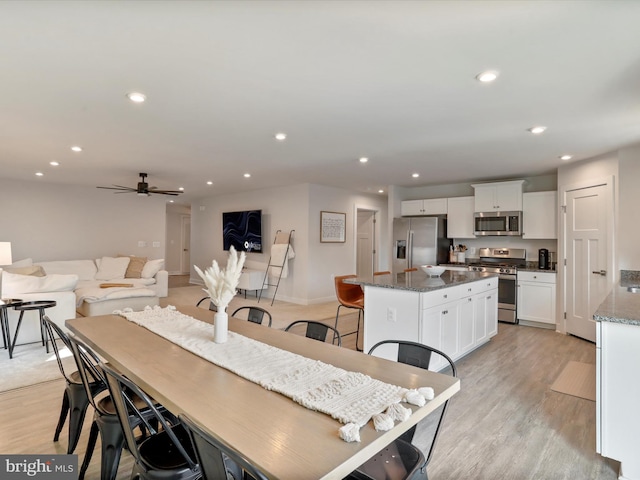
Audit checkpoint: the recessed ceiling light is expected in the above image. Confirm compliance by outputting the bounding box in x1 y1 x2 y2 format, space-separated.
559 154 573 161
412 173 420 178
50 161 60 166
71 146 82 152
178 187 184 191
243 173 251 178
168 200 174 203
528 126 547 134
378 189 384 193
275 132 287 141
206 181 213 185
476 70 499 83
35 172 44 176
359 157 369 163
127 92 146 103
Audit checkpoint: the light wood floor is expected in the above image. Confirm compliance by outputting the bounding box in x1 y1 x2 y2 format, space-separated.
0 297 619 479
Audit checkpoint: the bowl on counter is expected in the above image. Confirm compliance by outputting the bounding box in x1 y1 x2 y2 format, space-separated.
419 265 445 277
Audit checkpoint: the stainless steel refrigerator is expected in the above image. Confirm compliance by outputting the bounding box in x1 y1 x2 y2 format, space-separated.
392 216 451 276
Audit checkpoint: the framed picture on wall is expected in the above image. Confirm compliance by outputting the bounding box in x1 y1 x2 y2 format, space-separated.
320 211 346 243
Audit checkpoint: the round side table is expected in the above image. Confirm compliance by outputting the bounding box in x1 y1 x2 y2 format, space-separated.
1 298 23 357
10 300 57 359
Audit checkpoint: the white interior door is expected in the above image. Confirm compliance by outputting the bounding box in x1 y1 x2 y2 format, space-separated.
181 215 191 275
357 210 376 277
565 183 613 342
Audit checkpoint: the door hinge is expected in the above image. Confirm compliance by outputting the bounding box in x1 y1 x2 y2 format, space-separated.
564 258 567 266
564 312 567 319
561 205 567 213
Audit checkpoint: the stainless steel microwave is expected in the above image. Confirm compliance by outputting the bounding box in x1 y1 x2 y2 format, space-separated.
474 211 522 236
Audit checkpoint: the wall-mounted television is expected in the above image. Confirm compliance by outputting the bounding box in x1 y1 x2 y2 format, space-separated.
222 210 262 253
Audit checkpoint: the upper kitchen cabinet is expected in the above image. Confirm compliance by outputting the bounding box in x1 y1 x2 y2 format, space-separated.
523 191 557 239
446 196 475 239
472 180 525 212
401 198 448 216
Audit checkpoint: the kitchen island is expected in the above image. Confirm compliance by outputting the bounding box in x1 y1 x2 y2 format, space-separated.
346 270 498 369
594 277 640 480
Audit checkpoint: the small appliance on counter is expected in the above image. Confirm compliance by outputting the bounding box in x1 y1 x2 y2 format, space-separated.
538 249 550 270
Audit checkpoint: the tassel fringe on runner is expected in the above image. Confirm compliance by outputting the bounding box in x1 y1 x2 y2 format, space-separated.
116 305 436 442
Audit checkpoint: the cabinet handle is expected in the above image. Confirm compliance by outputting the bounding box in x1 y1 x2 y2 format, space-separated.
487 296 492 299
533 276 537 279
442 310 448 315
468 288 472 292
592 270 607 276
443 294 448 298
468 298 472 302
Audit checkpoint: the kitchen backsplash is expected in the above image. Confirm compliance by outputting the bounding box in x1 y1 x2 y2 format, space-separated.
450 236 558 262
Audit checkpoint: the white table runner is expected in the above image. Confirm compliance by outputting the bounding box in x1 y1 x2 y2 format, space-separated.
117 305 433 441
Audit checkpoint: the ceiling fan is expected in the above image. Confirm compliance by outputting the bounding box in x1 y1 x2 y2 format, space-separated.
97 173 182 196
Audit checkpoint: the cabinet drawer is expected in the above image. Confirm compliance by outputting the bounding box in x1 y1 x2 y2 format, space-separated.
461 277 499 296
517 271 556 283
422 285 463 307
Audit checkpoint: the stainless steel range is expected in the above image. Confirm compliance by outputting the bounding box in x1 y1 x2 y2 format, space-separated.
468 247 526 324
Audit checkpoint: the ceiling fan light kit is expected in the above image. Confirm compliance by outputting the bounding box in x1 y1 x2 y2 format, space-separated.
97 173 183 196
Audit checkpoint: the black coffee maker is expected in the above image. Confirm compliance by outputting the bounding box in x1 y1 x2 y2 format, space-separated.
538 248 550 270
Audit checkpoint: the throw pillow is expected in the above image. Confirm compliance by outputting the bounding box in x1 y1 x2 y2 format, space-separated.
4 265 46 277
95 256 130 281
2 271 78 295
118 254 147 279
141 258 164 279
1 257 33 268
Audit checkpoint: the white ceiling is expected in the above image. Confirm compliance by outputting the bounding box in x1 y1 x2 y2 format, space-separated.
2 1 640 205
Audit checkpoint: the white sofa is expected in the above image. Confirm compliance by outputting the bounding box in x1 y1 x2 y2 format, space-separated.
1 256 167 348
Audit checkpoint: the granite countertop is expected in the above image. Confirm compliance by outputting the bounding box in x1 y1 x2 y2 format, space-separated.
344 270 497 293
594 271 640 326
438 262 557 273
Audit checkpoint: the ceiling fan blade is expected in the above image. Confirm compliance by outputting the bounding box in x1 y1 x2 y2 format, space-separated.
149 190 182 196
97 186 136 191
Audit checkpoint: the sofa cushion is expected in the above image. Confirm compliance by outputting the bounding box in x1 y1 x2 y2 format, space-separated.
2 271 79 295
4 265 46 277
95 256 130 281
141 259 165 279
36 260 97 281
118 254 147 279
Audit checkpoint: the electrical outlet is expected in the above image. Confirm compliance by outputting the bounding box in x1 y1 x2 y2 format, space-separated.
152 241 161 248
469 247 476 255
386 307 396 323
138 241 146 247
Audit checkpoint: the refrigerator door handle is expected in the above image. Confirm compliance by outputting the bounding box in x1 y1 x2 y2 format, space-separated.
407 230 413 268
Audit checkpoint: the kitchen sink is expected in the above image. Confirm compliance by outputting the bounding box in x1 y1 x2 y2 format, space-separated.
626 286 640 293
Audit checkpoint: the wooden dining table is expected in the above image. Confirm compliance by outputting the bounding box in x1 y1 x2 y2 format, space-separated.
66 305 460 479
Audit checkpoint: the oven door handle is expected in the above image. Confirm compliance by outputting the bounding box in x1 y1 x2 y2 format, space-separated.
498 274 516 281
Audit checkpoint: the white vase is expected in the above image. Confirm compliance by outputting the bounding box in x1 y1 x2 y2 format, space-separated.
214 310 228 343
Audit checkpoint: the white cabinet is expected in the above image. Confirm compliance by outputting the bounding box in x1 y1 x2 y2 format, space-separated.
517 271 556 326
446 196 475 239
472 180 524 212
598 320 640 479
523 191 557 239
401 198 448 216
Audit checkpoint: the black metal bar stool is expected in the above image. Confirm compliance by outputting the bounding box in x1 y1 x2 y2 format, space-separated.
9 300 57 359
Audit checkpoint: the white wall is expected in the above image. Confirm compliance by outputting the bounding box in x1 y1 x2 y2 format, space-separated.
0 178 167 262
190 183 388 304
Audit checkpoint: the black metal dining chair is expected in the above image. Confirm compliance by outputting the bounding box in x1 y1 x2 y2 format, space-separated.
180 414 268 480
346 340 457 480
100 362 201 480
196 296 217 312
231 306 272 327
42 316 106 454
284 320 342 347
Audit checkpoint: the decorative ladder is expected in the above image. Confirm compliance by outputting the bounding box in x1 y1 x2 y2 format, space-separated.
258 230 294 306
